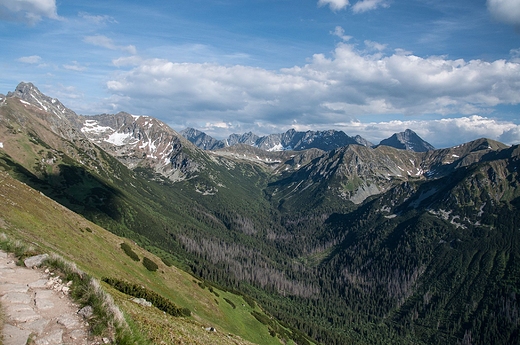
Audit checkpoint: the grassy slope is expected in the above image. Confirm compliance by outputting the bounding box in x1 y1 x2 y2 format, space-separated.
0 169 284 345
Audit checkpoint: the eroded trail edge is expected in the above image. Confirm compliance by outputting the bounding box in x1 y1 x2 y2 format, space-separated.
0 250 102 345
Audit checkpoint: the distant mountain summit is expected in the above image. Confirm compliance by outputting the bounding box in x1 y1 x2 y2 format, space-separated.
181 128 374 152
180 128 225 150
378 129 435 152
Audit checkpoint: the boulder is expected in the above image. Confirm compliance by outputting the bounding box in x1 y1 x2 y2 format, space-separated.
24 254 49 268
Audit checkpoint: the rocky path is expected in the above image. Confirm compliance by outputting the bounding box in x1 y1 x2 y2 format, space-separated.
0 250 97 345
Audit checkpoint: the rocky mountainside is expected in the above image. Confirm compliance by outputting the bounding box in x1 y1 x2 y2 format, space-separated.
5 82 84 140
81 112 202 181
378 128 435 152
2 82 520 345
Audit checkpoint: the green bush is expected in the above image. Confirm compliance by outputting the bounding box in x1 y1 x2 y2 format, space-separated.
160 256 174 267
120 243 139 262
224 297 236 309
103 277 191 317
142 257 158 271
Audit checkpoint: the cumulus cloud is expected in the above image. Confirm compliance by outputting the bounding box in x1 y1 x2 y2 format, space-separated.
104 33 520 147
487 0 520 26
0 0 59 24
335 116 520 148
499 126 520 145
331 26 352 41
364 40 387 51
84 35 137 55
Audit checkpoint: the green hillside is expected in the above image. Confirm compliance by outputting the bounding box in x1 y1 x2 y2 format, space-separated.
2 88 520 344
0 169 299 345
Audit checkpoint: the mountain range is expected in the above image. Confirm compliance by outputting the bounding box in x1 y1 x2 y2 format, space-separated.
180 126 435 152
1 82 519 345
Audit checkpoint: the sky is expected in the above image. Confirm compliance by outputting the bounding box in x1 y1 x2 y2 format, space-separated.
1 0 520 148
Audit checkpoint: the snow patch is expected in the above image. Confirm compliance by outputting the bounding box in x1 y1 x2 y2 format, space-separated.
30 94 48 112
268 144 284 152
106 131 135 146
0 142 3 148
81 120 112 134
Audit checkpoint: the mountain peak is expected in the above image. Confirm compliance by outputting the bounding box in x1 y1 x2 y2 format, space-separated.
6 82 79 124
379 129 434 152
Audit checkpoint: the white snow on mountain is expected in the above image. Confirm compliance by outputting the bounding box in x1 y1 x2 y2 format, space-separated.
106 131 138 146
81 120 113 134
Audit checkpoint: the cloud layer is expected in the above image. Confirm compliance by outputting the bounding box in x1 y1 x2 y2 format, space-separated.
334 116 520 148
105 37 520 147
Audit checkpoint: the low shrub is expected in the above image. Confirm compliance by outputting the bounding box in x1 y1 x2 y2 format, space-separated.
142 257 158 271
103 277 191 317
120 243 139 262
224 297 236 309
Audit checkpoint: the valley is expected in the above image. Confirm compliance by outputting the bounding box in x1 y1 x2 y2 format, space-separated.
1 82 519 344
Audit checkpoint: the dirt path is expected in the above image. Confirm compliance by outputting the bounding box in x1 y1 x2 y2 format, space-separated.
0 250 99 345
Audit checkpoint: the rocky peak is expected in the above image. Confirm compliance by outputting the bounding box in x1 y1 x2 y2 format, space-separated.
180 128 224 150
379 129 434 152
5 82 84 140
7 82 79 124
227 132 260 147
353 135 373 147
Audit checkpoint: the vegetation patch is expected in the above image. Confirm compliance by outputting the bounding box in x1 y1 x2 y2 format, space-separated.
103 277 191 317
224 297 236 309
120 243 139 262
251 310 311 345
142 256 158 271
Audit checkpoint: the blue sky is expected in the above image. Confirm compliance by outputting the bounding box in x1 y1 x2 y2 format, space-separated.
1 0 520 147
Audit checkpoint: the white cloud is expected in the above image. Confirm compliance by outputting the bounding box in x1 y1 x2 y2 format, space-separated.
487 0 520 26
104 36 520 147
78 12 117 24
0 0 59 23
499 126 520 145
335 116 520 147
364 40 387 51
331 26 352 41
318 0 349 11
84 35 137 55
318 0 389 13
352 0 389 13
17 55 42 64
63 61 86 71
